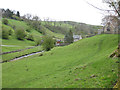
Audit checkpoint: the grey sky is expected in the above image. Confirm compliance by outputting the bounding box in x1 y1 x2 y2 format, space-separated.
1 0 107 25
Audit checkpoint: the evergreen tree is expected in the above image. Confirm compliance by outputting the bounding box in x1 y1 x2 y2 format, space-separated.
16 11 20 17
42 36 55 51
64 29 73 44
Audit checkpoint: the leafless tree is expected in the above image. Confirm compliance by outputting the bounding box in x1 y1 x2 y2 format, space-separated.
32 16 39 21
103 0 120 16
25 14 32 20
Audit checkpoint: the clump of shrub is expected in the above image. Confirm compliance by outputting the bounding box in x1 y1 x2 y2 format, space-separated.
12 25 16 30
12 15 23 21
26 27 32 32
39 53 43 56
42 36 55 51
15 28 26 40
2 28 9 39
35 37 43 46
2 18 8 25
26 29 31 32
26 34 34 41
36 25 46 35
2 25 14 39
9 29 14 35
39 29 46 35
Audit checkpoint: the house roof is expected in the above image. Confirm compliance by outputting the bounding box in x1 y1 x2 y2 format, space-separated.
73 35 81 39
104 16 118 28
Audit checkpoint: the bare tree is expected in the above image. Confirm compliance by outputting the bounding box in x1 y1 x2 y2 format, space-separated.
25 14 32 20
32 16 39 21
103 0 120 16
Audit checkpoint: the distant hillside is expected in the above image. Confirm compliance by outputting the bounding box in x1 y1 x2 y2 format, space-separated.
61 21 102 35
42 21 102 37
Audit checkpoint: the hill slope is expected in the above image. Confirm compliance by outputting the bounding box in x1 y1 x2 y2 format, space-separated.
7 19 64 39
2 34 118 88
2 18 64 52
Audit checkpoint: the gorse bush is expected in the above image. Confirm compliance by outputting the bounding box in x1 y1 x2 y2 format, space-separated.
26 34 34 41
37 25 46 35
2 18 8 25
2 29 9 39
12 15 22 21
15 28 26 40
2 25 14 39
26 27 31 32
26 29 31 32
9 29 14 35
35 38 43 46
42 36 55 51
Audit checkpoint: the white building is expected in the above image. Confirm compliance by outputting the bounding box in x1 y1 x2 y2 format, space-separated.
73 35 82 42
98 29 104 34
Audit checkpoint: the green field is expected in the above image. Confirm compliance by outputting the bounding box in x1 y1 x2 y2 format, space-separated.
2 34 118 88
2 46 42 62
2 39 35 52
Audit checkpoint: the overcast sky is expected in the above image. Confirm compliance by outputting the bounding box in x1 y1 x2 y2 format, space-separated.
1 0 108 25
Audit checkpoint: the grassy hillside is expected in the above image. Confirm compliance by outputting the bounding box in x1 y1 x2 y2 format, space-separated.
2 21 36 52
7 19 30 30
7 19 64 38
2 19 41 44
2 34 118 88
2 18 64 52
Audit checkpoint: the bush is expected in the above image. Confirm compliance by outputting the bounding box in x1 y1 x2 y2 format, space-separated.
26 34 34 41
42 36 55 51
2 19 8 25
12 15 22 21
12 25 16 30
2 27 9 39
37 26 46 35
2 25 14 39
15 28 26 40
26 27 32 32
35 38 43 46
9 29 14 35
26 28 31 32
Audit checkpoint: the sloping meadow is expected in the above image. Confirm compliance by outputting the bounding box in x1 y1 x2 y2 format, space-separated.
2 34 119 88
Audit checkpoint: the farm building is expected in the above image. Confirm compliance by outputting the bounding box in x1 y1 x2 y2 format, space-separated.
73 35 82 42
56 39 64 46
98 29 104 34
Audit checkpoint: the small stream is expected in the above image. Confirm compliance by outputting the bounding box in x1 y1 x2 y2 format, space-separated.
1 51 44 63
